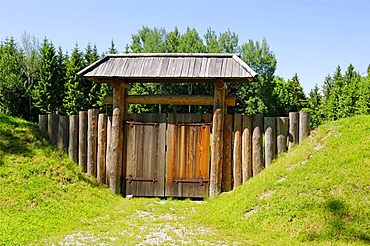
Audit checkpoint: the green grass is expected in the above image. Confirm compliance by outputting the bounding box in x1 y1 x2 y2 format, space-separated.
196 115 370 245
1 113 369 245
0 114 122 245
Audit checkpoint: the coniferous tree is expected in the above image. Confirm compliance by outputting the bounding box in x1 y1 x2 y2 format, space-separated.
63 44 91 115
33 38 64 114
355 65 370 115
0 38 29 118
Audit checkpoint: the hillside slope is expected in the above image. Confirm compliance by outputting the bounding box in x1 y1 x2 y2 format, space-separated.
0 114 122 245
197 115 370 245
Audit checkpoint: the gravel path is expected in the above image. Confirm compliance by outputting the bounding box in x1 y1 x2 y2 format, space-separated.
48 200 239 246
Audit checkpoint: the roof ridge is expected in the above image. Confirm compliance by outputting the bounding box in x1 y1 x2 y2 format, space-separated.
105 53 239 58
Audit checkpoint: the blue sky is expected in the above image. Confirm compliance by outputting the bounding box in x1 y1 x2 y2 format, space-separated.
1 0 369 93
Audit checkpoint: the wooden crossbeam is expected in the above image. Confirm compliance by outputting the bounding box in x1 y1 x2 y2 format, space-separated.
103 94 236 106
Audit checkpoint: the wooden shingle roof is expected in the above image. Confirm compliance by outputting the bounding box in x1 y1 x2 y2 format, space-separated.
77 53 258 83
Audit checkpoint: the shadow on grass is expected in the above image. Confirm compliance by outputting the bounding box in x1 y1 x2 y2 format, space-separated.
303 197 370 244
0 115 42 165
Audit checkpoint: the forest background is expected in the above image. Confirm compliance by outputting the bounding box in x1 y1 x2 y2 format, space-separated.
1 27 369 129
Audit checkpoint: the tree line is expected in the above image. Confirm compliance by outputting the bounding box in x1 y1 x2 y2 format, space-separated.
0 27 369 128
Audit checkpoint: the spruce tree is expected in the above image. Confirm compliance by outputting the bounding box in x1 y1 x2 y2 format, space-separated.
63 44 91 115
0 37 29 118
33 38 60 114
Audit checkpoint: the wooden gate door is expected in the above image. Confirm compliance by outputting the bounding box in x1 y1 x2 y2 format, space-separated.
166 113 211 198
124 113 167 197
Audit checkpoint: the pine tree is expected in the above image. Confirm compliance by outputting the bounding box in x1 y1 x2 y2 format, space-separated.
33 38 61 114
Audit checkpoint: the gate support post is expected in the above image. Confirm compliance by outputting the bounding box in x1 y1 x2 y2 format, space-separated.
110 80 129 195
210 79 226 198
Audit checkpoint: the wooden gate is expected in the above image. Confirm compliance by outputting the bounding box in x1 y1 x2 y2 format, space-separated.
166 114 211 198
124 113 167 197
123 113 211 198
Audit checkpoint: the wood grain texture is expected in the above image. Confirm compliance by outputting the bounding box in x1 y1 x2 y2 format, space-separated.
97 114 107 184
289 112 299 150
242 115 252 183
68 115 79 163
166 113 211 198
78 111 88 173
299 111 310 143
87 109 98 177
233 113 242 188
104 94 236 106
47 114 58 146
57 116 69 152
264 117 276 167
276 117 289 156
252 114 263 176
222 114 233 192
125 113 167 197
210 109 223 198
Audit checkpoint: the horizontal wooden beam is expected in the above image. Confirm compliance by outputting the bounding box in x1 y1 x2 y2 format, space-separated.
104 94 236 106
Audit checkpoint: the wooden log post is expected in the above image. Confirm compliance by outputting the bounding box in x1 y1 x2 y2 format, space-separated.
47 114 59 146
264 117 276 167
222 114 233 192
252 114 264 176
210 79 226 198
78 111 88 172
97 114 108 184
38 115 48 137
242 115 252 183
288 112 299 150
68 115 79 163
299 111 310 142
276 117 289 156
110 108 123 194
57 116 69 151
233 113 242 188
110 80 128 195
106 116 112 186
87 109 99 177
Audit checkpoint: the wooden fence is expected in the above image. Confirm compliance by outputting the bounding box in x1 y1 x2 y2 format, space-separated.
38 110 310 196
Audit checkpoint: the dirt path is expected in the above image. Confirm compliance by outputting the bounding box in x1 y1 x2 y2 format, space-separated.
46 200 240 246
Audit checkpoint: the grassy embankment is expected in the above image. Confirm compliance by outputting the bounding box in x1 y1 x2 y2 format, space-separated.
1 113 369 245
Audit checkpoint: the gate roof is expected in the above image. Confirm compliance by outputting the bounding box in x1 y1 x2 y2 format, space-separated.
77 53 258 83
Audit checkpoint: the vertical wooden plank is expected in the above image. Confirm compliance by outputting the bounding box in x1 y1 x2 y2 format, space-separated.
222 114 233 192
242 115 252 183
47 114 59 146
210 109 223 198
233 113 242 189
68 115 79 163
78 111 88 173
276 117 289 156
57 116 69 152
264 117 276 168
252 114 264 176
299 111 310 142
288 112 299 150
38 115 48 137
87 109 99 177
106 116 112 186
110 108 122 195
166 113 210 198
97 114 107 184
